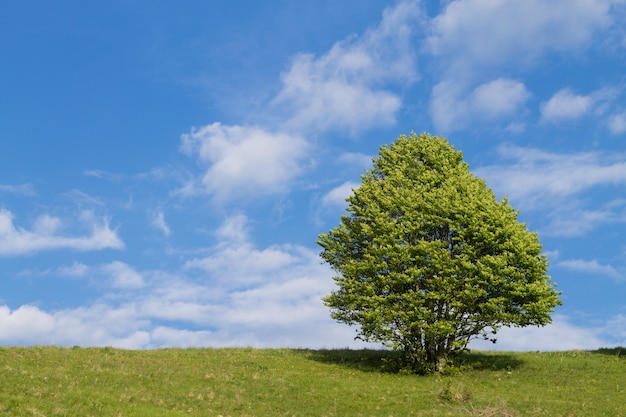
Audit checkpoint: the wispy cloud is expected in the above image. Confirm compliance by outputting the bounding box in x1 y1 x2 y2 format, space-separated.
337 152 373 168
0 183 35 196
83 169 125 183
151 209 171 236
474 145 626 236
57 261 145 289
476 145 626 205
557 258 623 281
608 110 626 134
544 201 626 237
0 208 124 256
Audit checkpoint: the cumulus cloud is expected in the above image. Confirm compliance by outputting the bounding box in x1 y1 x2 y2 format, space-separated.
274 0 420 134
184 214 301 287
425 0 621 131
321 181 359 208
0 298 366 349
540 88 594 122
540 87 618 123
0 208 124 256
4 299 621 351
0 305 56 342
179 123 310 202
431 78 530 131
0 213 374 349
469 315 608 351
3 209 624 350
0 303 147 348
426 0 616 73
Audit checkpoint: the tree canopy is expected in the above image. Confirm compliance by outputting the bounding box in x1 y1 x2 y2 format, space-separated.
318 133 562 373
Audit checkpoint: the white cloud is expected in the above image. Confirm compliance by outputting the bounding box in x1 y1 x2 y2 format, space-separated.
0 303 152 348
321 181 359 208
426 0 616 74
543 200 626 237
274 0 420 134
431 78 530 131
475 145 626 206
179 123 310 201
608 110 626 134
56 260 146 289
539 87 618 124
185 244 298 286
474 145 626 236
557 259 623 281
0 208 124 256
3 299 623 351
2 208 624 350
469 315 607 351
0 207 379 349
184 215 300 287
151 209 171 236
277 61 402 134
0 305 56 342
471 79 531 117
102 261 145 289
540 88 594 122
426 0 621 131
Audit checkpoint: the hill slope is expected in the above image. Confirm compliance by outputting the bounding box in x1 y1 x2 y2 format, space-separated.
0 347 624 416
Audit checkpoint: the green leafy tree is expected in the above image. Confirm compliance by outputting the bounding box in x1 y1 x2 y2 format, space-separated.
318 133 562 373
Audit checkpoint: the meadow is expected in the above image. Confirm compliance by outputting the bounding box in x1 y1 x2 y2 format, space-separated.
0 346 624 416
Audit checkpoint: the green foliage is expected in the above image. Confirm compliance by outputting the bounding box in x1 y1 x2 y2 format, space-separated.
0 347 625 416
318 132 562 373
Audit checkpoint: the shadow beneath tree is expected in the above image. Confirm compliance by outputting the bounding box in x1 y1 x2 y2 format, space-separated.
303 349 401 374
303 348 526 374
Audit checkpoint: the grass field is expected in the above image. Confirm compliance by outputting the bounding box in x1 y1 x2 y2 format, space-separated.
0 346 624 416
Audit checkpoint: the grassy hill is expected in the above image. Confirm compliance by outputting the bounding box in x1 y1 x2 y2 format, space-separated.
0 346 624 416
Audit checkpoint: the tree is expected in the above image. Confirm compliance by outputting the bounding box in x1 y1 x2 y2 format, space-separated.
318 133 562 373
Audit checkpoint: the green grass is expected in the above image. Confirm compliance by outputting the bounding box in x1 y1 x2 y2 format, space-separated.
0 346 624 416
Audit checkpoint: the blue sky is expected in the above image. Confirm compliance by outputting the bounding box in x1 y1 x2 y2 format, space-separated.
1 0 625 350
